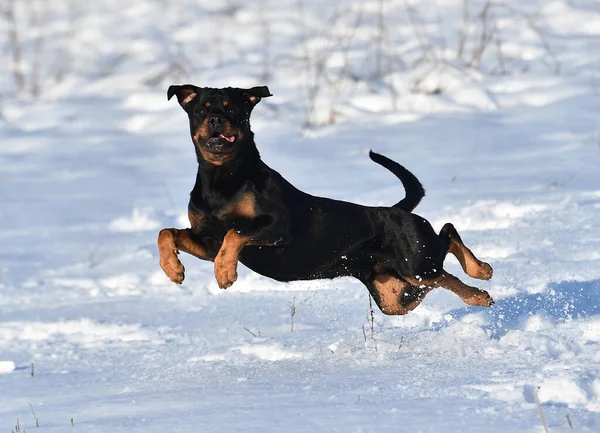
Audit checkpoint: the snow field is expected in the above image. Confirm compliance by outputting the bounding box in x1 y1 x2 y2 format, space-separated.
1 0 600 431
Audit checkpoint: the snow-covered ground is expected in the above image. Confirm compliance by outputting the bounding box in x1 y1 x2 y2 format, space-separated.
1 0 600 431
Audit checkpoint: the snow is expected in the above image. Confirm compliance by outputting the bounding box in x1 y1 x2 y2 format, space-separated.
0 361 16 375
1 0 600 431
109 208 161 233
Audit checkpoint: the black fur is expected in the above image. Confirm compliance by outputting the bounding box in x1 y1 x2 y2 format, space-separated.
158 85 494 315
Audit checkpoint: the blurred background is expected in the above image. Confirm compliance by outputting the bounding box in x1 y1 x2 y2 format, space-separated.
2 0 595 127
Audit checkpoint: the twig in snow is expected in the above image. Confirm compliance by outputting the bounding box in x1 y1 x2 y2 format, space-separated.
374 0 389 79
490 1 560 74
3 0 25 92
143 59 189 87
290 295 312 332
243 327 257 338
565 412 573 428
403 0 439 64
29 0 47 99
88 244 102 269
258 0 272 81
291 296 296 332
30 403 39 427
467 1 496 70
535 386 549 433
493 25 506 75
292 0 364 128
457 0 470 60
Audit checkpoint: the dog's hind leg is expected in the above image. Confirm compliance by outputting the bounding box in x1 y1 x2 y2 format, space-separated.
439 223 493 280
158 228 217 284
361 270 433 315
409 271 494 307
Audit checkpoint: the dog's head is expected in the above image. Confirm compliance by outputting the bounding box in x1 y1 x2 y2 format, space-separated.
168 85 272 166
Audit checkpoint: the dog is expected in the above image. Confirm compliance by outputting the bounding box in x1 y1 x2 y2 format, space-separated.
158 85 493 315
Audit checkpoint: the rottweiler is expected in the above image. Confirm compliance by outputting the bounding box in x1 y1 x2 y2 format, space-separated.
158 85 493 315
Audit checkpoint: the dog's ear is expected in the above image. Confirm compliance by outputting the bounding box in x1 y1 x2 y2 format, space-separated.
243 86 272 105
167 84 199 108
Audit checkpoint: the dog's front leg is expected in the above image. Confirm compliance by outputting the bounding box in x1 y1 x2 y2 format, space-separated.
158 228 217 284
213 217 280 289
214 203 286 288
213 229 250 289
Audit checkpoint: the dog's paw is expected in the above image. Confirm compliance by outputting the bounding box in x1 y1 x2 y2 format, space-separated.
214 257 238 289
478 262 493 280
469 289 494 307
160 251 185 284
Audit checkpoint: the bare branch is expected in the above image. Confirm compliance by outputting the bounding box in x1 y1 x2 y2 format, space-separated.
4 0 25 92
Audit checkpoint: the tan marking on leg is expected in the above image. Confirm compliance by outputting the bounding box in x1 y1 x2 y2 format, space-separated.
158 229 186 284
418 271 494 307
442 223 493 281
448 239 493 280
158 228 215 284
177 231 215 261
214 230 250 289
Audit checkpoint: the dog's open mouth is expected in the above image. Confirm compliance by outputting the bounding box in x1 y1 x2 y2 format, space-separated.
218 133 235 143
204 132 237 153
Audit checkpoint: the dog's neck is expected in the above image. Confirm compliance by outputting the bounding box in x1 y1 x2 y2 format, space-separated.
193 138 263 198
197 150 260 174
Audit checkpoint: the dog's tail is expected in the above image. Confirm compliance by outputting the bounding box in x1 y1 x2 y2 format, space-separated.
369 150 425 212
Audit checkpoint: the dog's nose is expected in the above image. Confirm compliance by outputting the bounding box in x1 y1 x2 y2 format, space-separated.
209 115 223 129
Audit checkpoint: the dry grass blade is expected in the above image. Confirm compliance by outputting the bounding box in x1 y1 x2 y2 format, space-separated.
30 403 40 427
535 387 549 433
565 412 573 428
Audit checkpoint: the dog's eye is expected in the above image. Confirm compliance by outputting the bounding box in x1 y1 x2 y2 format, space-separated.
227 106 238 115
193 106 207 116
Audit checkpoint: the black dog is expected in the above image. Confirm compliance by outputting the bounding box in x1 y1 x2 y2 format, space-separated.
158 85 493 315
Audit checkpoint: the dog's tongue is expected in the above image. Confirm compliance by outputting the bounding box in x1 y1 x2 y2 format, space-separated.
219 134 235 143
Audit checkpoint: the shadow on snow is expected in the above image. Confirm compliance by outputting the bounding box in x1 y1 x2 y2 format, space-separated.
446 278 600 339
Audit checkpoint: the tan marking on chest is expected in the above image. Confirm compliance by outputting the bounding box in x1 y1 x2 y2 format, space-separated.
215 193 257 219
188 207 208 228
